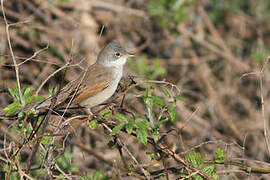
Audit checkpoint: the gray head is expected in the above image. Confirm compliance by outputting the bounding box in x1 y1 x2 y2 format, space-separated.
97 40 133 67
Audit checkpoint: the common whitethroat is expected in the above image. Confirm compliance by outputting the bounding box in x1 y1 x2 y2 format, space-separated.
40 40 133 110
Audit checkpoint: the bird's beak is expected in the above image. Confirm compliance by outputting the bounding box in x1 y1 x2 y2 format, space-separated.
121 54 134 59
126 53 135 58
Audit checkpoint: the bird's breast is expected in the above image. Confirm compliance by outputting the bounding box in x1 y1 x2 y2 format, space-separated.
79 66 123 108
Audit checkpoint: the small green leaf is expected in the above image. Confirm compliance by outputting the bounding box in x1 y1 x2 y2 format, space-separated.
135 121 148 129
23 88 34 99
2 102 22 116
8 86 19 101
144 96 153 110
186 151 205 168
18 112 25 119
146 152 155 160
34 96 46 103
168 102 177 123
93 170 102 180
41 136 52 146
158 117 168 126
69 165 79 173
25 95 45 105
110 122 126 136
202 165 215 175
152 96 165 107
114 113 128 123
128 164 134 171
214 148 226 163
174 96 184 101
125 120 134 134
89 120 98 129
136 126 148 145
246 167 252 173
178 173 187 178
25 96 34 105
49 86 58 97
160 86 171 97
102 109 111 119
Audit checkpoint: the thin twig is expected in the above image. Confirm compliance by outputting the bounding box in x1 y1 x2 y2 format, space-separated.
1 0 24 105
17 44 49 66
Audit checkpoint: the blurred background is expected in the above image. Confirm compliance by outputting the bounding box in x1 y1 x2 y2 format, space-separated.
1 0 270 179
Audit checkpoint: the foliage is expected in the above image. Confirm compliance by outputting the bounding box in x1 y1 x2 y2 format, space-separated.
214 148 226 164
207 0 270 25
56 150 79 173
80 170 111 180
2 85 45 117
181 151 218 180
147 0 194 28
129 56 166 79
110 86 183 145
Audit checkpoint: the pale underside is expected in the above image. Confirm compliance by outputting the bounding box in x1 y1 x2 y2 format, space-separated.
41 62 123 109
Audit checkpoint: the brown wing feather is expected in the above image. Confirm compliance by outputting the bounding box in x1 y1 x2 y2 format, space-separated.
72 81 108 104
56 63 109 107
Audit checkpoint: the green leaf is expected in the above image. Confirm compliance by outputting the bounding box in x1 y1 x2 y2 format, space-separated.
152 96 165 107
135 121 149 145
135 121 148 129
114 113 128 123
143 88 153 109
110 122 126 136
89 120 98 129
160 86 171 97
125 120 134 134
49 85 58 97
41 136 52 146
178 173 187 178
214 148 226 163
25 94 45 105
102 109 111 119
136 127 148 145
93 170 102 180
128 164 134 171
158 117 169 126
246 167 251 173
202 165 215 175
2 102 22 116
186 151 205 168
144 96 153 110
168 101 177 123
146 152 155 160
34 95 46 103
23 87 34 99
174 96 184 101
8 86 19 101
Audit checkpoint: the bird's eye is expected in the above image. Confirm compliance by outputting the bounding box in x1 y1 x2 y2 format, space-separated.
115 52 121 57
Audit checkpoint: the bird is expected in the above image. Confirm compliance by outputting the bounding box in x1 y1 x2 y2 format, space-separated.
38 40 133 111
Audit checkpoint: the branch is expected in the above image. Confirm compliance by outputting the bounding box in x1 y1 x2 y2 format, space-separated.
1 0 24 105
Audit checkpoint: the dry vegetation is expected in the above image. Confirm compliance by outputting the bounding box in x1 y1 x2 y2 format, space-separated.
1 0 270 179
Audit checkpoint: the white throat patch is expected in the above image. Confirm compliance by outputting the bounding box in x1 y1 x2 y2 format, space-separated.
105 57 127 67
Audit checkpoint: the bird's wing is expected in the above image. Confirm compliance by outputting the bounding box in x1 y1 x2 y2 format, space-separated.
57 63 110 106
